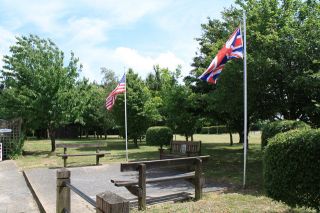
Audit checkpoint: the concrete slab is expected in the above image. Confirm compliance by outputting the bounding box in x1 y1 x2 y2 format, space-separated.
24 163 225 213
0 160 39 213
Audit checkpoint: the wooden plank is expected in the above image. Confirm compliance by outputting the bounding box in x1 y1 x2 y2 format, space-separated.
57 152 110 157
121 155 209 172
112 172 195 187
55 143 108 148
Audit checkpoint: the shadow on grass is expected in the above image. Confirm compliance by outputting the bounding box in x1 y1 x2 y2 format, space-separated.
23 150 51 156
200 142 264 195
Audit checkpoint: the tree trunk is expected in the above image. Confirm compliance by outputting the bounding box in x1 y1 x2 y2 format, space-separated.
49 128 56 152
239 131 244 144
79 126 82 139
185 134 189 141
238 130 249 149
134 138 138 148
229 131 233 146
191 134 194 142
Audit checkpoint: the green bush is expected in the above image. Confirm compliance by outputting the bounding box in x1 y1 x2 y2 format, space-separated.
8 133 25 159
264 129 320 210
201 125 227 134
146 126 173 149
261 120 310 149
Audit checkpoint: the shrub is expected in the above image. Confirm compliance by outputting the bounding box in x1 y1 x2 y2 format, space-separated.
264 129 320 210
8 133 25 159
201 125 227 134
146 126 173 149
261 120 310 149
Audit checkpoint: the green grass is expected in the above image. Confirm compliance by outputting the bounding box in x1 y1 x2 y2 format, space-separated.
15 132 315 212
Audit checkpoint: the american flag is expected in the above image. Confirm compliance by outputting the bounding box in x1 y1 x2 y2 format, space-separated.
105 73 126 110
199 27 243 84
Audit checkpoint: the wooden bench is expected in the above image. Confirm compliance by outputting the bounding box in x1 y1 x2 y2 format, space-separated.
56 143 110 167
111 156 209 210
160 140 202 159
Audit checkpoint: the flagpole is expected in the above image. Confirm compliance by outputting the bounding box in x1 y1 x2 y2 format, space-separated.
243 10 248 188
124 67 128 162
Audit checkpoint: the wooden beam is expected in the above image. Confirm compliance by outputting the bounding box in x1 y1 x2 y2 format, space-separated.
121 155 210 172
55 143 108 148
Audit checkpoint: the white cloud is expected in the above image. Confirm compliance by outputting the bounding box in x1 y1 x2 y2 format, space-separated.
66 17 109 45
114 47 186 77
0 26 16 68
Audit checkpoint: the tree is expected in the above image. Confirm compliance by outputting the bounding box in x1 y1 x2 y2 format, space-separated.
112 69 153 147
1 35 81 152
189 0 320 143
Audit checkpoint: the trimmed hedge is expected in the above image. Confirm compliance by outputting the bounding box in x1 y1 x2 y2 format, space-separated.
261 120 310 149
201 125 227 134
146 126 173 148
264 129 320 210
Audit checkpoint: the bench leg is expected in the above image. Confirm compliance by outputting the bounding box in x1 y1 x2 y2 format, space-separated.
96 155 99 165
63 157 68 168
195 158 203 201
138 164 146 210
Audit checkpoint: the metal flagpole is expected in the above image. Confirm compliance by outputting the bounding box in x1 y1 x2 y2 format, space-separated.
124 68 128 162
243 10 248 188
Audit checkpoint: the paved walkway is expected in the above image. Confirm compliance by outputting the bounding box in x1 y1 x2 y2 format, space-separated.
0 160 39 213
24 163 225 213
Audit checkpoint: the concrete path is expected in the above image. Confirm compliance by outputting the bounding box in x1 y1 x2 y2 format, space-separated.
0 160 39 213
24 163 225 213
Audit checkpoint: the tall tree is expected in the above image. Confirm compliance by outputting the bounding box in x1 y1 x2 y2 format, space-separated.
1 35 81 151
189 0 320 142
112 69 154 147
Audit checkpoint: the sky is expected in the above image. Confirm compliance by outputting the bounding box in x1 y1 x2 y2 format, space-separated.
0 0 234 83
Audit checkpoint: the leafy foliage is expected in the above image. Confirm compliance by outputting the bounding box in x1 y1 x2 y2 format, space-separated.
0 35 81 151
112 69 154 147
261 120 310 149
146 126 173 149
264 129 320 210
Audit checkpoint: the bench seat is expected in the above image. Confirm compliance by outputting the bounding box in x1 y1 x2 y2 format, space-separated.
111 171 195 187
57 152 110 158
55 143 109 167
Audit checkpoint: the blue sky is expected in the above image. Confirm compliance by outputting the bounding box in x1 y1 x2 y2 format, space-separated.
0 0 234 83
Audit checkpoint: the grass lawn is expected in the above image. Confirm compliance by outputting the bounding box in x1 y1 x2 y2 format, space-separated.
15 132 315 212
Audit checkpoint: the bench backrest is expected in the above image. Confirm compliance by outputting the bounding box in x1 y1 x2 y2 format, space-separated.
55 143 107 149
120 155 210 172
170 140 201 154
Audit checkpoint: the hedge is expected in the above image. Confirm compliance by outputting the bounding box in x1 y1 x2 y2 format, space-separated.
261 120 310 149
201 125 227 134
146 126 173 149
264 129 320 210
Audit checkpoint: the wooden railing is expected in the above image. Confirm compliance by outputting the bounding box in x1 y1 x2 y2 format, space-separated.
56 169 129 213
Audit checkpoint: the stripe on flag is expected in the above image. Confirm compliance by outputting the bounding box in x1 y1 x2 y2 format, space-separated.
105 73 126 110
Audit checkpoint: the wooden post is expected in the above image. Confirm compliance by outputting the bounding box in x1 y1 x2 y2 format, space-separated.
96 191 129 213
63 148 67 168
56 169 70 213
138 164 146 210
96 148 100 165
194 158 203 201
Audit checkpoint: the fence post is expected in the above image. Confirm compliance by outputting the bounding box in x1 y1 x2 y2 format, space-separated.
96 191 129 213
194 158 203 201
138 164 146 210
56 169 71 213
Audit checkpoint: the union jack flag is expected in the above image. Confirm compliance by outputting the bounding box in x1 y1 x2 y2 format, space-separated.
199 27 243 84
105 73 126 110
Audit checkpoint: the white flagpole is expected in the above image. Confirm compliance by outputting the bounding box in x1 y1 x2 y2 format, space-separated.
124 68 128 162
243 10 248 188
